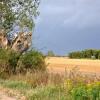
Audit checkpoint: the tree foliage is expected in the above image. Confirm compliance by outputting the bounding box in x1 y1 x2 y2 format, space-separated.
0 0 40 33
68 49 100 59
0 0 40 52
47 50 55 57
0 0 15 32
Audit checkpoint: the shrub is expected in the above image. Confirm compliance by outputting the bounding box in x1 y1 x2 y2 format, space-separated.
0 49 20 78
17 50 46 74
0 49 46 78
98 53 100 59
8 50 20 74
71 82 100 100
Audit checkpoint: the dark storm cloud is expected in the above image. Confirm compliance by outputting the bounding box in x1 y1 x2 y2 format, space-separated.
33 0 100 55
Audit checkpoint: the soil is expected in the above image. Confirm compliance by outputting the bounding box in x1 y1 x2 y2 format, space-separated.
0 91 16 100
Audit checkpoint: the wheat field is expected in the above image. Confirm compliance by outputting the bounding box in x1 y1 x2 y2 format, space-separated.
46 57 100 74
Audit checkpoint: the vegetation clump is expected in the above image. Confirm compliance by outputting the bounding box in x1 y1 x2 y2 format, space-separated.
68 49 100 59
17 50 46 74
0 48 46 78
47 50 55 57
0 70 100 100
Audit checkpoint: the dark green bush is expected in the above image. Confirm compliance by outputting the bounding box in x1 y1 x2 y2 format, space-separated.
17 50 46 74
98 53 100 59
0 49 20 78
8 50 20 74
0 49 46 78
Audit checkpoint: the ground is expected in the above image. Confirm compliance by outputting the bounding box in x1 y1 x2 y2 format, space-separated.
0 88 16 100
0 91 16 100
46 57 100 74
0 57 100 99
0 87 25 100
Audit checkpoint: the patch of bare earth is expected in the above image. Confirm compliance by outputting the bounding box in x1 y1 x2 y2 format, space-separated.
0 91 16 100
0 87 26 100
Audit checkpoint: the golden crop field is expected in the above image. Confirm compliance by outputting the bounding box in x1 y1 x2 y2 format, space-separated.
46 57 100 74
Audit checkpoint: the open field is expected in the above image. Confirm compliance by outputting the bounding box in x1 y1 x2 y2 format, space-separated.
46 57 100 74
0 57 100 100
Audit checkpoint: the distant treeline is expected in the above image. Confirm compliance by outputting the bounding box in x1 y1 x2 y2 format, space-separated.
68 49 100 59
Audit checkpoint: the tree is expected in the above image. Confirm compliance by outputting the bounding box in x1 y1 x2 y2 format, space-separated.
47 51 55 57
68 49 100 59
0 0 40 33
0 0 40 53
0 0 15 33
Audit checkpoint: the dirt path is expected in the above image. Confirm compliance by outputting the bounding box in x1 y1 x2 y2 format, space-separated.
0 91 16 100
0 87 25 100
46 57 100 74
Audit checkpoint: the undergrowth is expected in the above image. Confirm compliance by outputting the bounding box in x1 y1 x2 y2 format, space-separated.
0 69 100 100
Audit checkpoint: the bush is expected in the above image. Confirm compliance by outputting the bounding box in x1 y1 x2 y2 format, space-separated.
0 49 20 78
0 49 46 78
71 82 100 100
8 50 20 74
17 50 46 74
98 53 100 59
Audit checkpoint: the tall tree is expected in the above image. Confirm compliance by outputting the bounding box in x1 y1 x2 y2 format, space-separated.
0 0 40 33
0 0 40 53
0 0 15 33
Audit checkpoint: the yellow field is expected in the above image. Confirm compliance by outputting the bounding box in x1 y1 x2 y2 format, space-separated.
46 57 100 74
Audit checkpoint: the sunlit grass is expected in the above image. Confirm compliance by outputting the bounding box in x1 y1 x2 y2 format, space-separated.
0 69 100 100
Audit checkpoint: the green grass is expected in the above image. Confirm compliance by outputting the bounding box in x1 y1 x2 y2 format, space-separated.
27 85 72 100
0 80 30 89
0 79 71 100
0 71 100 100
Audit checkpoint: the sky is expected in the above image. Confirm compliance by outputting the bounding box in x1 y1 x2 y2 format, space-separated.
33 0 100 55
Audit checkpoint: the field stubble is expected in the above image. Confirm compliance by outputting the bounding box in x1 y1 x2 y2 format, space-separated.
46 57 100 75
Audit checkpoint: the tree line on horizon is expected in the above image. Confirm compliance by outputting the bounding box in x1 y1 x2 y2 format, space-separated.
68 49 100 59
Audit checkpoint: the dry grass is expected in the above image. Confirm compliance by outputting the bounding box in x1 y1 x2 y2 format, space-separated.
0 57 100 100
46 57 100 74
0 69 100 100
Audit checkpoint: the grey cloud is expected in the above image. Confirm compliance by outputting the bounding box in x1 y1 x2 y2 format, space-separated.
33 0 100 55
